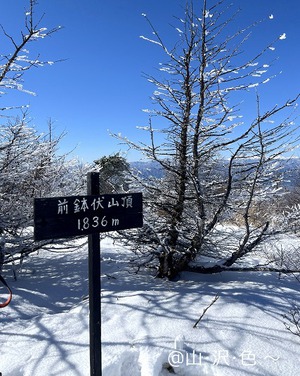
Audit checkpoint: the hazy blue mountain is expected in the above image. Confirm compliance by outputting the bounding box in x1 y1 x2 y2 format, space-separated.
130 158 300 189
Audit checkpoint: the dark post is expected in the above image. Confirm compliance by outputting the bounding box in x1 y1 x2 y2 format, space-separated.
87 172 101 376
0 236 5 273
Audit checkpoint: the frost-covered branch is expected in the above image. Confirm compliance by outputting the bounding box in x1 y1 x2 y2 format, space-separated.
0 0 61 97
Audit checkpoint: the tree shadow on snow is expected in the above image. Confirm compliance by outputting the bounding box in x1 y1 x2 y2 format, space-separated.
101 247 300 375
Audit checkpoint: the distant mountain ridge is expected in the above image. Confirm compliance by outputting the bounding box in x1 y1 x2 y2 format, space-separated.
130 158 300 188
130 161 164 178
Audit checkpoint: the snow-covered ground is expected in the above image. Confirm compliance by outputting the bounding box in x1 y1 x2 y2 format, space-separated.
1 237 300 375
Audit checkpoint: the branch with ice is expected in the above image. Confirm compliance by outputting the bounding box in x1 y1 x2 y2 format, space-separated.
0 3 61 99
140 13 175 59
139 35 162 47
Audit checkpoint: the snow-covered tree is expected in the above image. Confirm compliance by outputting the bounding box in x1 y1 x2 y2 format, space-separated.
0 1 87 273
0 115 88 271
114 0 299 278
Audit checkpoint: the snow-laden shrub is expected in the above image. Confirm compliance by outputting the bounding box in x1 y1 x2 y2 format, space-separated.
0 116 89 270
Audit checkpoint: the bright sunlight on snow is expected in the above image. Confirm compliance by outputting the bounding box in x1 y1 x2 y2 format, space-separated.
1 236 300 375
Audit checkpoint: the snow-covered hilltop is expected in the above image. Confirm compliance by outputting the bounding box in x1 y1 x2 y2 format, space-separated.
1 237 300 375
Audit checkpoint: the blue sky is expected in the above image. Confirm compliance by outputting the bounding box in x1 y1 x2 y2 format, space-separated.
1 0 299 162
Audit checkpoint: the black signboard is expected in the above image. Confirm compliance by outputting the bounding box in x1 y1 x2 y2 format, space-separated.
34 193 143 241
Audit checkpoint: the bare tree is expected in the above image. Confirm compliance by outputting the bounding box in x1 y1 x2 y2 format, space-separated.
0 0 61 101
0 1 86 275
114 0 299 279
0 115 88 275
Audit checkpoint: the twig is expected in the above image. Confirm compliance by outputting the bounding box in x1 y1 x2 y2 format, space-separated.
193 294 220 328
283 307 300 338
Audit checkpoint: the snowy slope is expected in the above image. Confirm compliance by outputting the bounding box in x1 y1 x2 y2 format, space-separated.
1 237 300 375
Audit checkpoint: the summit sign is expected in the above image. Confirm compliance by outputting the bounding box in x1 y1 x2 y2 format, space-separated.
34 192 143 241
34 172 143 376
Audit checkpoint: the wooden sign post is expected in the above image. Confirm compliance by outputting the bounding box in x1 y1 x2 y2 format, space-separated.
34 172 143 376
